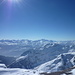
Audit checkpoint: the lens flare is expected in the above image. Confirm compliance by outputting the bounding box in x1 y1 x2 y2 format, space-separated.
8 0 21 3
0 0 22 4
0 0 27 7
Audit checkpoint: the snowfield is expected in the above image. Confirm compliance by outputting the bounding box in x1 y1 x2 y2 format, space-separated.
71 69 75 75
0 64 6 68
0 67 39 75
0 64 39 75
36 52 75 73
0 52 75 75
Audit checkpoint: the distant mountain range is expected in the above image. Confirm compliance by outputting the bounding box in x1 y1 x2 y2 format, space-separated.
0 39 75 57
0 39 75 75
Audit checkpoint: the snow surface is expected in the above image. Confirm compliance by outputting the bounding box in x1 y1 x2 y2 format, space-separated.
0 64 6 68
62 68 75 75
0 52 75 75
71 69 75 75
36 52 75 73
9 42 75 69
16 56 28 61
0 40 75 75
0 67 39 75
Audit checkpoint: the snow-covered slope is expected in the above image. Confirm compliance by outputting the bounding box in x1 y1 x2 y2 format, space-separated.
0 39 75 75
0 52 75 75
70 68 75 75
0 67 39 75
0 64 6 68
0 64 39 75
37 52 75 73
8 43 75 69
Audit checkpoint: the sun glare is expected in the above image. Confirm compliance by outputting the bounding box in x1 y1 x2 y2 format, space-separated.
8 0 21 3
0 0 22 4
0 0 27 7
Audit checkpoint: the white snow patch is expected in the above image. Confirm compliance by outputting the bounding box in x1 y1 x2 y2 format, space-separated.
16 55 28 61
71 69 75 75
0 68 39 75
0 64 6 68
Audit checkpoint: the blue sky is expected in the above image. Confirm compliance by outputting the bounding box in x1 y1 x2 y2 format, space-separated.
0 0 75 40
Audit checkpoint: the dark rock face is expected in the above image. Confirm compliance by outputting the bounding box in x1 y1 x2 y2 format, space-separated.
0 55 16 66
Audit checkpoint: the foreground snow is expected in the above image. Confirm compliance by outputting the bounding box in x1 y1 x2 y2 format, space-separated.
0 51 75 75
0 64 39 75
0 64 6 68
0 68 39 75
62 68 75 75
71 69 75 75
0 52 75 75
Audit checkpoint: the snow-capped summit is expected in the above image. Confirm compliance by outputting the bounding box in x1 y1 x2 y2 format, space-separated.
8 42 75 69
37 52 75 73
0 39 75 57
0 39 75 74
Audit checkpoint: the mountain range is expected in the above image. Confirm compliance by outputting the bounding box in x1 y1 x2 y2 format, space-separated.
0 39 75 75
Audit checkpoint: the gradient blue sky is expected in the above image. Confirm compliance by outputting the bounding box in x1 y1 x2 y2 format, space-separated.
0 0 75 40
